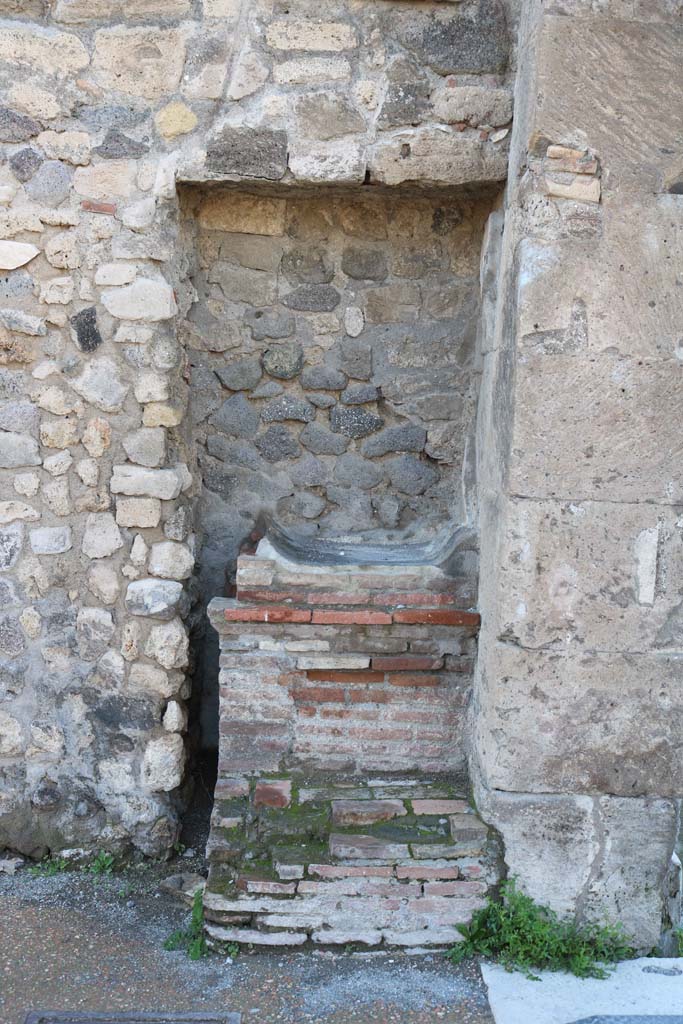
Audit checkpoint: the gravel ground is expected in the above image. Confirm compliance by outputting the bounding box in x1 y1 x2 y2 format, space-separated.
0 862 494 1024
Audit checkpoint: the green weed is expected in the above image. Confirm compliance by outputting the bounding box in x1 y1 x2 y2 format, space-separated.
29 856 69 877
448 879 634 980
88 851 115 876
163 888 208 961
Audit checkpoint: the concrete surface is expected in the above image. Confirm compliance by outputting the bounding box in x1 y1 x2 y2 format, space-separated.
482 959 683 1024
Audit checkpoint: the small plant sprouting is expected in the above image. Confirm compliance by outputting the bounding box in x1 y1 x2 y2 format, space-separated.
674 927 683 957
88 851 115 877
448 878 634 980
29 855 69 877
163 888 208 961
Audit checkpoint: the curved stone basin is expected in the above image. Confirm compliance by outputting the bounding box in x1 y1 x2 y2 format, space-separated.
264 518 477 572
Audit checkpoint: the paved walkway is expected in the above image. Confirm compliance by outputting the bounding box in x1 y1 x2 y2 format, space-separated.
482 960 683 1024
0 868 492 1024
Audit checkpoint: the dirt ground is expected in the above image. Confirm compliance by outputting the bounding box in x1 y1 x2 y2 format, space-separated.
0 860 493 1024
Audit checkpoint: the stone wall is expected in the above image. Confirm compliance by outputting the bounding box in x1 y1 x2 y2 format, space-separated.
0 0 512 859
472 0 683 949
187 187 492 551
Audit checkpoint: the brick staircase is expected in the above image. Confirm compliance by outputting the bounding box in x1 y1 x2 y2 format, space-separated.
204 773 496 948
204 544 495 947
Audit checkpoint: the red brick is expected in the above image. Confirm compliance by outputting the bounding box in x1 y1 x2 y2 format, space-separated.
396 864 460 880
223 605 311 623
291 686 345 703
309 864 394 879
306 670 385 683
412 799 469 816
214 777 249 799
388 673 442 687
254 778 292 808
81 198 117 215
372 655 444 671
306 591 367 605
423 881 487 897
311 610 392 625
392 609 480 626
348 688 392 703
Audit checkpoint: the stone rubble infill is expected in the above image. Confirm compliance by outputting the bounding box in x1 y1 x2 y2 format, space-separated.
203 549 490 947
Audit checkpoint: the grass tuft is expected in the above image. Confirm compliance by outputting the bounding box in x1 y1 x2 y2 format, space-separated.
448 879 634 980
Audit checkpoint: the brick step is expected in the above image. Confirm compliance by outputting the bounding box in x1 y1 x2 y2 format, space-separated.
203 770 495 947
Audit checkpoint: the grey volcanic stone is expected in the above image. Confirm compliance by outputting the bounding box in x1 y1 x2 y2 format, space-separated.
262 342 304 380
362 424 427 457
341 383 380 405
330 405 383 439
255 425 301 462
283 284 341 312
261 395 316 423
282 491 326 519
342 248 389 282
25 160 72 206
0 107 40 143
0 401 39 436
9 147 42 183
163 504 192 541
70 307 103 353
0 370 25 400
0 270 34 303
0 525 23 571
245 308 295 341
0 432 41 468
206 127 288 180
334 453 384 490
210 393 260 438
0 613 24 657
190 365 222 424
387 454 439 495
340 338 373 380
409 1 509 75
80 105 148 132
308 392 336 409
301 366 347 390
207 435 263 469
281 247 334 285
378 82 431 129
251 380 283 399
290 453 329 486
125 579 186 620
216 357 262 391
300 422 348 455
0 309 45 336
93 129 149 159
